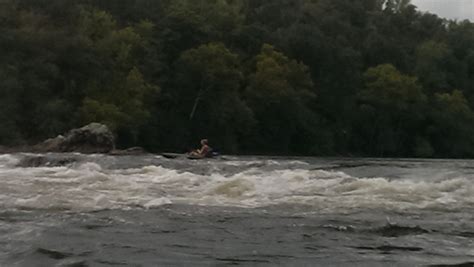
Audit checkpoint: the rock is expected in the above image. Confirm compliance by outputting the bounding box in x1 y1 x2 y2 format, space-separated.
39 135 66 152
374 223 429 237
0 145 26 154
34 123 115 154
109 147 148 156
16 155 78 168
61 123 115 153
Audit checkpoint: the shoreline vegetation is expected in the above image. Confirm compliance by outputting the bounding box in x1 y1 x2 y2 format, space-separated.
1 0 474 158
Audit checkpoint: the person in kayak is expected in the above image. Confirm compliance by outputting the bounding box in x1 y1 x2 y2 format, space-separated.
189 139 212 158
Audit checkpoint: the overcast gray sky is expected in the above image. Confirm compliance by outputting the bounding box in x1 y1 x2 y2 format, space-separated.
411 0 474 21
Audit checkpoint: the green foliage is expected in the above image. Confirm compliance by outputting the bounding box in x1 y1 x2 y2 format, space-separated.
246 44 319 153
414 137 434 158
384 0 413 13
428 90 474 157
357 64 427 156
0 66 23 144
1 0 474 157
78 7 116 42
76 8 160 145
415 41 451 91
171 42 254 152
361 64 426 110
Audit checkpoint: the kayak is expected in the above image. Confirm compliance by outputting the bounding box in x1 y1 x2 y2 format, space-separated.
162 152 221 160
161 153 182 159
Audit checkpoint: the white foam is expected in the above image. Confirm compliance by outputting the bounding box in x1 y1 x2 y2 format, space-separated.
0 154 20 168
0 160 472 212
144 197 173 209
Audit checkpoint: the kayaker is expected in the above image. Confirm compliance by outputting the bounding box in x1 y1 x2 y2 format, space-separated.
189 139 212 158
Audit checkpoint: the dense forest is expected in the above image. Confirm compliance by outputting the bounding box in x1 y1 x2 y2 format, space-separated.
1 0 474 157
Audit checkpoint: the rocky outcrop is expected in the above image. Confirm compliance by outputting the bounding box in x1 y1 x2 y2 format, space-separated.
34 123 115 154
39 136 66 152
16 155 78 168
109 147 148 156
3 123 149 156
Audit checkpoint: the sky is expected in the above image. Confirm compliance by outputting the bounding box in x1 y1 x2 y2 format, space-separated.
411 0 474 21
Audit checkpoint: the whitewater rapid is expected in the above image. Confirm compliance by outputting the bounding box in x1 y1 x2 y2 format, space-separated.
1 153 472 213
1 153 474 266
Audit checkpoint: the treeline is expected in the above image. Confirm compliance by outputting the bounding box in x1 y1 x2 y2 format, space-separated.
1 0 474 157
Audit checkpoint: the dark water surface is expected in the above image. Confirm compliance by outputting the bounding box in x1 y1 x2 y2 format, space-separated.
0 154 473 266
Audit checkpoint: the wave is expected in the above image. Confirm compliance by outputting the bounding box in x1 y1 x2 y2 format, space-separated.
0 159 473 212
0 154 20 168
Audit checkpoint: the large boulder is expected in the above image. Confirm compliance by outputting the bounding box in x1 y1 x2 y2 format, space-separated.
35 123 115 153
40 135 66 152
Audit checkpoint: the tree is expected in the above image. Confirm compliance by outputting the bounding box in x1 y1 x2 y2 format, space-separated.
246 44 319 154
0 66 23 144
2 0 474 157
356 64 427 156
428 90 474 157
384 0 413 14
77 7 160 146
159 0 244 65
415 40 451 92
170 42 254 152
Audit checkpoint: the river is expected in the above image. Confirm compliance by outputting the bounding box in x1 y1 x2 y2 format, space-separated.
0 153 473 266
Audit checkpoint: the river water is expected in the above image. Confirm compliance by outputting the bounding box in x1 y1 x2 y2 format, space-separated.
0 153 473 266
